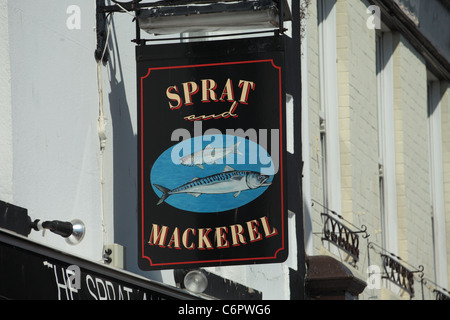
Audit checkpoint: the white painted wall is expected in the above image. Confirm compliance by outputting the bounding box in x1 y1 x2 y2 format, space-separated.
4 0 105 260
1 0 298 299
0 0 14 204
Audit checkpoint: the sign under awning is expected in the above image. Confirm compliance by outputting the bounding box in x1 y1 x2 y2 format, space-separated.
0 229 200 300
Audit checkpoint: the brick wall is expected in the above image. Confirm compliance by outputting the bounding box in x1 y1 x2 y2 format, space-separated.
392 33 434 276
335 0 382 299
304 0 450 299
336 0 380 243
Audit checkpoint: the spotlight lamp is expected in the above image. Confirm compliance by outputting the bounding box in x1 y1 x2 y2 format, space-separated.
32 219 86 245
174 269 209 294
184 270 209 294
0 200 85 245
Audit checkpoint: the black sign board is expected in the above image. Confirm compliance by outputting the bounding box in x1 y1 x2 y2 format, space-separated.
0 229 197 300
137 36 287 270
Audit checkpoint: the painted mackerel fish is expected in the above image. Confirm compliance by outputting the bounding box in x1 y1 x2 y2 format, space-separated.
179 142 242 169
153 165 272 205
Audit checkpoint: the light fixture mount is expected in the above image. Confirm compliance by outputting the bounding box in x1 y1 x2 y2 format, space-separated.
136 0 292 35
96 0 292 55
31 219 86 245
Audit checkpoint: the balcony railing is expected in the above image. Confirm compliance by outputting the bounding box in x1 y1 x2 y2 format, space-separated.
434 288 450 300
367 242 450 300
380 254 424 298
321 212 369 263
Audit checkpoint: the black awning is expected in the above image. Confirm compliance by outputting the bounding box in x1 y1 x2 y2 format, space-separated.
0 229 202 300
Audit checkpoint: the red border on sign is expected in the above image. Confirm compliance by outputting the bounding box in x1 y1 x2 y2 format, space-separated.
140 59 285 267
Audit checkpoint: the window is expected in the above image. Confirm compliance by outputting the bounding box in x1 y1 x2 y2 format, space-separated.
317 0 341 214
427 73 448 287
376 30 398 254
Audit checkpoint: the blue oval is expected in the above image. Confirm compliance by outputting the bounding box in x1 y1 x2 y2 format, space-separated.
150 134 275 213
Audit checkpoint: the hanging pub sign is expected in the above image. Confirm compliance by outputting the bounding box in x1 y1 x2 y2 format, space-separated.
137 36 287 270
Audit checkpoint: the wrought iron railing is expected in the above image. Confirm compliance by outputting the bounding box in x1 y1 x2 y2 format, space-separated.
434 288 450 300
321 212 369 263
380 254 424 298
367 242 450 300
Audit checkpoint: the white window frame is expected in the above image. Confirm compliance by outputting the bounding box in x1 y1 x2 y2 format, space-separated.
376 30 398 255
317 0 341 215
427 75 448 287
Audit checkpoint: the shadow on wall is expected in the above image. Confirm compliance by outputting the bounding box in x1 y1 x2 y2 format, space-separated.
106 17 163 282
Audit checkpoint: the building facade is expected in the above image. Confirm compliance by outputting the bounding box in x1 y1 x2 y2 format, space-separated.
1 0 450 300
302 0 450 299
0 0 304 300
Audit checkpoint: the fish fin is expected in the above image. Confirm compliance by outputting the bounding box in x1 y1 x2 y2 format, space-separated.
196 164 204 169
223 165 234 172
190 177 199 181
188 192 201 197
153 184 171 205
233 191 241 198
234 142 243 156
231 175 244 181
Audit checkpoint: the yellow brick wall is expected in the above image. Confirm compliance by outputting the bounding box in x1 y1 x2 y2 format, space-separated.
392 33 434 276
304 0 450 299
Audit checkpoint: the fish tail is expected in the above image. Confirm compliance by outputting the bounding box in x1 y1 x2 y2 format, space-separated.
153 184 171 205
